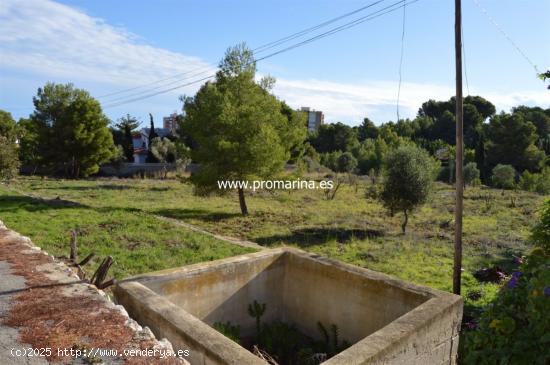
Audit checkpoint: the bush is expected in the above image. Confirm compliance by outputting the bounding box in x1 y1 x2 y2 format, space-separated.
379 145 439 233
518 170 538 192
518 168 550 195
491 164 516 189
464 199 550 365
320 151 343 172
0 135 20 180
464 162 481 187
532 199 550 255
335 152 357 174
534 168 550 195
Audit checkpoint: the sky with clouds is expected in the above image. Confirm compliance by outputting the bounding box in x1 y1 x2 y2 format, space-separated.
1 0 548 126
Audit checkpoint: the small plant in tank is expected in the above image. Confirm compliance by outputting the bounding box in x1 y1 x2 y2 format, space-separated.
212 300 351 365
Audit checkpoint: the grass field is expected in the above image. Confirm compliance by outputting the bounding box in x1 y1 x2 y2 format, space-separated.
0 176 547 318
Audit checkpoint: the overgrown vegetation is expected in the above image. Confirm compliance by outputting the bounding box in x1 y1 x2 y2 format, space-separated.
214 300 350 365
463 199 550 365
4 177 545 336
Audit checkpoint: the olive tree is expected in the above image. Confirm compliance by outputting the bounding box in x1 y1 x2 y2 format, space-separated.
379 145 438 233
491 164 516 189
463 162 481 187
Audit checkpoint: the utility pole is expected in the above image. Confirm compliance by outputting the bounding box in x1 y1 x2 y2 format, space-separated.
453 0 464 295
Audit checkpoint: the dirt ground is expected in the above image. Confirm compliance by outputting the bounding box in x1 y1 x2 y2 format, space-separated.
0 220 189 365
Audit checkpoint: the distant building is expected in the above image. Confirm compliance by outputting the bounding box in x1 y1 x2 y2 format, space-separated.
299 107 324 132
132 127 172 164
163 113 179 133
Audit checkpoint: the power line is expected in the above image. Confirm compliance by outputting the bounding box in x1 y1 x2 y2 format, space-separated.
103 0 421 109
97 65 213 99
396 0 406 122
472 0 539 74
255 0 420 62
252 0 388 54
462 27 470 95
99 0 390 101
102 74 216 108
100 68 214 104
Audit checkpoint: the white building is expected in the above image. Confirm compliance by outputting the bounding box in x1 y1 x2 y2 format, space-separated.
300 107 324 132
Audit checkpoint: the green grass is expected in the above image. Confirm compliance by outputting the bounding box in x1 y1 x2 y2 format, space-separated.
2 176 547 315
0 183 253 278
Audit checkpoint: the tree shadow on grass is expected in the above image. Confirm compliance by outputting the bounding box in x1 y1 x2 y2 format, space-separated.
35 184 133 191
0 195 87 212
149 187 170 192
154 208 240 222
256 227 384 248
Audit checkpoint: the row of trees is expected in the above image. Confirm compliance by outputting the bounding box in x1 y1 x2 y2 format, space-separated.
0 88 185 179
1 84 116 178
0 44 547 217
305 97 550 187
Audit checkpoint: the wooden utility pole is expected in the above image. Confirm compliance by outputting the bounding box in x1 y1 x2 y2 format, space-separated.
453 0 464 295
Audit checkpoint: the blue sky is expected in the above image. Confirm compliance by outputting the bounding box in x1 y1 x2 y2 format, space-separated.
1 0 548 127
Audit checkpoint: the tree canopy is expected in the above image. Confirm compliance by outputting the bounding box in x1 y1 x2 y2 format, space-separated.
379 145 439 233
182 43 306 215
115 114 140 162
28 82 115 177
486 112 545 172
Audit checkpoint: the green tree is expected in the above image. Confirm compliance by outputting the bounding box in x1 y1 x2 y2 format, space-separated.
17 117 41 171
29 83 115 177
335 151 357 174
150 137 178 178
379 145 438 233
115 114 140 162
320 150 343 172
463 162 481 187
512 106 550 155
0 110 18 143
309 122 358 153
150 137 177 164
491 164 516 189
182 43 305 215
486 113 545 172
0 135 20 180
518 170 538 192
356 117 378 141
146 113 159 163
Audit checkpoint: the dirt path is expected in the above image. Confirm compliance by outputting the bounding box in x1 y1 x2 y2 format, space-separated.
154 215 264 250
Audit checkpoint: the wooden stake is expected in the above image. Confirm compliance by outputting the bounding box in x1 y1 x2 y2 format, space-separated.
70 230 78 262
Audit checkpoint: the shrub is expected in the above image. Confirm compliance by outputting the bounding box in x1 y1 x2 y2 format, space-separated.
491 164 516 189
0 135 20 180
518 168 550 195
379 145 439 233
335 152 357 174
532 199 550 255
534 168 550 195
464 162 481 187
320 151 343 172
518 170 538 192
464 199 550 365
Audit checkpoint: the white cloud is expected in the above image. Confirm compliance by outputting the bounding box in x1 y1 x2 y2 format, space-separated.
1 0 547 124
273 78 454 123
0 0 215 88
